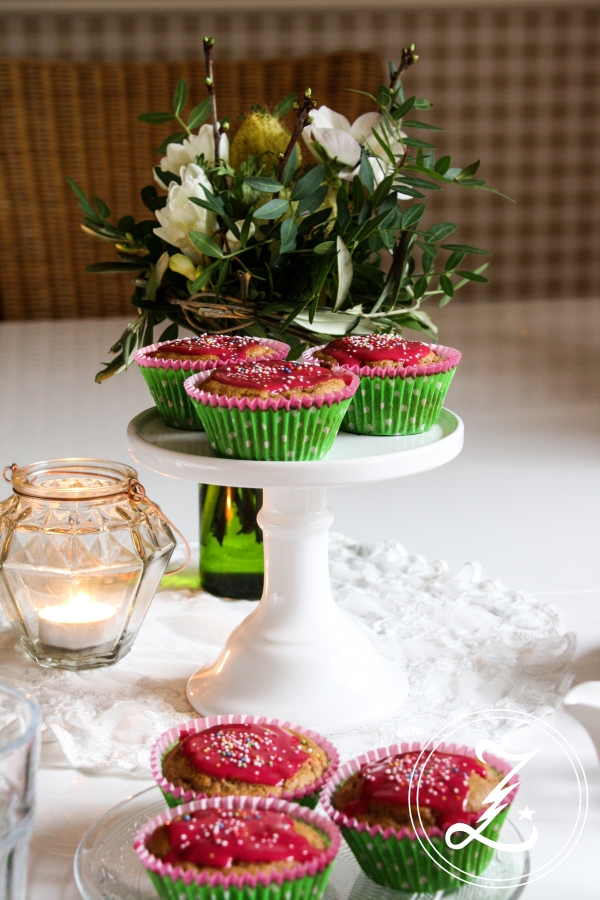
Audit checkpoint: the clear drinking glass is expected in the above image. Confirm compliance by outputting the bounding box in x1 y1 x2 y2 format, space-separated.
0 459 175 669
0 685 40 900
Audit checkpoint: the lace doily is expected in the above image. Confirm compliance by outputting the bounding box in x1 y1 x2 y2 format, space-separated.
0 535 575 772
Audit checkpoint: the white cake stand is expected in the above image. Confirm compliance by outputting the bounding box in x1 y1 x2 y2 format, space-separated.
127 408 463 728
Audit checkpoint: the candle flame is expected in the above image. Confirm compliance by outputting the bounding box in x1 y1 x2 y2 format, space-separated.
39 592 116 625
225 486 233 522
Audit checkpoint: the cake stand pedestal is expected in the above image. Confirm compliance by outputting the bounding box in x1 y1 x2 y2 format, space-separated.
128 408 463 728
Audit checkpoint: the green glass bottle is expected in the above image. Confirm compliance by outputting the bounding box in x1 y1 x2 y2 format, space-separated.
199 485 264 600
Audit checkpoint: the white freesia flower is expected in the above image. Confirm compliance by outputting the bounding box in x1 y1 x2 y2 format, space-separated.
303 105 410 197
153 163 217 265
154 124 230 187
225 220 255 255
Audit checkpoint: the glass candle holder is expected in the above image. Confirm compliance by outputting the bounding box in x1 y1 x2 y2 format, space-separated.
0 459 176 670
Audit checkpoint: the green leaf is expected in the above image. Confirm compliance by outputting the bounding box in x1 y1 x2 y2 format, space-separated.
439 294 453 308
290 166 324 202
137 111 175 124
245 176 283 193
426 223 457 242
141 185 163 212
173 78 189 115
455 270 489 283
440 274 454 297
93 197 110 219
146 251 169 301
187 98 211 130
377 84 391 107
352 175 365 212
402 120 443 131
190 188 225 215
442 243 491 255
455 160 481 181
314 241 335 255
413 276 428 300
395 175 441 191
282 145 299 187
272 92 297 118
117 215 136 233
435 155 451 175
66 176 104 223
158 322 179 342
297 208 332 235
189 231 224 258
238 210 254 248
280 219 297 247
188 259 221 293
402 137 437 150
368 127 397 168
334 237 353 311
393 96 416 118
359 152 375 193
401 203 425 229
414 98 432 110
445 250 467 271
253 198 290 220
85 262 145 273
297 184 328 216
157 131 187 155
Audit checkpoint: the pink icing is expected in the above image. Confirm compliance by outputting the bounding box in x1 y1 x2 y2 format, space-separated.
321 335 433 367
179 723 309 786
149 335 273 360
205 361 337 394
342 751 489 831
154 807 322 869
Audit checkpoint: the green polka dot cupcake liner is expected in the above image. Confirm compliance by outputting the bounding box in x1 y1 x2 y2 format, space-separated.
321 741 518 893
183 369 359 461
134 339 289 431
304 343 461 436
134 794 341 900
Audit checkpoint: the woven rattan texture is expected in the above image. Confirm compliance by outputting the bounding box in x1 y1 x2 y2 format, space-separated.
0 5 599 316
0 53 381 319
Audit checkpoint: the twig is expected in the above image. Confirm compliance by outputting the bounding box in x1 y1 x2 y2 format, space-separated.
274 89 316 194
389 44 419 93
203 37 220 163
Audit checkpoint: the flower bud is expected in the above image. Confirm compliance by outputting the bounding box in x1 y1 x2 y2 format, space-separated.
168 254 199 281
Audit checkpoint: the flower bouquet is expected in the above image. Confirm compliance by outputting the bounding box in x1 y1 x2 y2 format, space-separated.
69 40 503 383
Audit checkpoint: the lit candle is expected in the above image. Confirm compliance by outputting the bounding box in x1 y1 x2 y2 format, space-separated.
38 592 118 651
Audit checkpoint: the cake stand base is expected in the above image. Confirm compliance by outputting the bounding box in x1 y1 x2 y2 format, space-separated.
187 487 408 727
128 407 463 726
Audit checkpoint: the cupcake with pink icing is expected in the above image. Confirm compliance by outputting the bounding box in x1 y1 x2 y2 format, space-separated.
151 715 340 810
134 334 289 430
134 794 341 900
321 741 518 892
305 334 461 435
184 359 358 460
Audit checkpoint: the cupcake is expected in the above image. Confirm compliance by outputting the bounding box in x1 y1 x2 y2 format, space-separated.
134 335 289 431
304 335 461 435
321 742 518 892
184 360 359 460
151 715 340 810
134 795 341 900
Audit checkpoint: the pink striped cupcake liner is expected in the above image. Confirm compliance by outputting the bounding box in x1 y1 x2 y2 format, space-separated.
134 794 341 900
150 714 340 810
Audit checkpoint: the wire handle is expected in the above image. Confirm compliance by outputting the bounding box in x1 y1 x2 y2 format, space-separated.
2 464 17 483
127 478 191 576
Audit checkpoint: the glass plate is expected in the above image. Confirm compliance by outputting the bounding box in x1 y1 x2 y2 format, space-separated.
74 786 529 900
